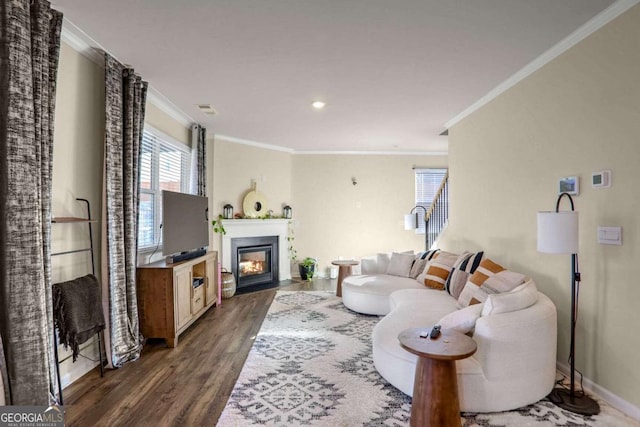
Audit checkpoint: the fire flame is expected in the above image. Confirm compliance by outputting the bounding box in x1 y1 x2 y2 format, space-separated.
240 260 266 275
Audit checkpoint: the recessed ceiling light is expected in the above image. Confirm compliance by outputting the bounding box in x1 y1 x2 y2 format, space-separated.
311 101 326 110
197 104 217 115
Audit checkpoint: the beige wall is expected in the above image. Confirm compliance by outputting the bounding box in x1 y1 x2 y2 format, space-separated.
292 154 447 276
210 138 293 250
52 42 105 386
145 102 190 146
209 140 447 276
440 5 640 408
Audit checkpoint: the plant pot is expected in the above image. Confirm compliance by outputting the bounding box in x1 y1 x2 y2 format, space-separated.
298 264 315 281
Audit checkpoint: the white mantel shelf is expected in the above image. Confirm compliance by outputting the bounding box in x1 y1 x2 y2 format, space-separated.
221 219 291 281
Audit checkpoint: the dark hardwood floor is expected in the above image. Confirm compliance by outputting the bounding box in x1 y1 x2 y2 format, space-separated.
63 279 335 427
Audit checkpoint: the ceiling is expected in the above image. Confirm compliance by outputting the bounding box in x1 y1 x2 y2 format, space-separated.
53 0 617 153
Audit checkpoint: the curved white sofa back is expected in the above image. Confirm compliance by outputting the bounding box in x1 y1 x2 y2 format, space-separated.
373 288 557 413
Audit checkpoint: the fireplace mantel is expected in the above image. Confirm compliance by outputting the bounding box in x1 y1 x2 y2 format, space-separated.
221 219 291 281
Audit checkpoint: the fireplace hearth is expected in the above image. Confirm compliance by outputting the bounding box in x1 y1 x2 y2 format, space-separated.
231 236 279 290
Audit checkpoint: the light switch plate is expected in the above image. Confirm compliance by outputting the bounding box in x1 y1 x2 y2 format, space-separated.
598 226 622 245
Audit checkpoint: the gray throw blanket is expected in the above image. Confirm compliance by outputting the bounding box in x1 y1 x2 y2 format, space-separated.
52 274 105 362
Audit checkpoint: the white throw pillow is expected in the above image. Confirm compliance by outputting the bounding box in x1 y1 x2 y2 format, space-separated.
438 303 484 334
482 279 538 316
386 252 415 277
376 253 391 273
360 256 379 274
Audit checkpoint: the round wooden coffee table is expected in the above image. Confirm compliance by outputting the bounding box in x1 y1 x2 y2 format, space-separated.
331 260 358 297
398 327 477 427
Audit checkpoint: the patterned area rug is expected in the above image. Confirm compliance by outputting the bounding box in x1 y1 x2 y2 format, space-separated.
217 291 637 426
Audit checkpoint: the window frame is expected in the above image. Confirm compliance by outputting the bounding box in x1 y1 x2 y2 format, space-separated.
414 168 447 234
138 125 192 252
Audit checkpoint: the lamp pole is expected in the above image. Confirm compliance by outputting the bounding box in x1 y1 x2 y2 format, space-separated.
410 205 428 251
544 192 599 415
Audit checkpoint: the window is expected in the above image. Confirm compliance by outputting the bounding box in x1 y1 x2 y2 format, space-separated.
414 168 447 234
139 126 191 250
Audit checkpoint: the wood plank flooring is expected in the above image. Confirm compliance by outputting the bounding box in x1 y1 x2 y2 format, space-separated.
63 279 334 426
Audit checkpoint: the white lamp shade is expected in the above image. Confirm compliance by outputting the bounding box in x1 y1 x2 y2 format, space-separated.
404 213 417 230
537 211 579 254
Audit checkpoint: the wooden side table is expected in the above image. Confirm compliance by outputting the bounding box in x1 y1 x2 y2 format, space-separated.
331 260 358 297
398 328 477 427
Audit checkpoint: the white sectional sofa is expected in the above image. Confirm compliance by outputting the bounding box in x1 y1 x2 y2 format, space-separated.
342 251 558 413
343 251 429 315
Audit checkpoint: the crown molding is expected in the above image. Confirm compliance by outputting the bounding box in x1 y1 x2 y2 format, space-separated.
294 150 448 156
60 18 105 64
146 88 194 128
445 0 640 130
214 135 295 153
60 17 194 128
215 135 446 156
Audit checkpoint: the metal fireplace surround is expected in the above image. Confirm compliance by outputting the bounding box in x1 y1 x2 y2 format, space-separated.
230 236 279 290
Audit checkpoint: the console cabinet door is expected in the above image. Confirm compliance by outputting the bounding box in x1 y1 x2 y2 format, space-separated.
175 267 192 330
205 257 216 306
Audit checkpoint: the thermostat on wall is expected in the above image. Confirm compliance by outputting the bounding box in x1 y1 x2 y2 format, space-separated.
592 170 611 188
559 176 579 195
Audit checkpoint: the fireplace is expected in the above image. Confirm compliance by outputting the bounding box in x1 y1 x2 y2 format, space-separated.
231 236 279 290
221 219 291 282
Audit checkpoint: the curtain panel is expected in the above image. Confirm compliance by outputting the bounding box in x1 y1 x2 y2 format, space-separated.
191 124 206 197
102 53 147 368
0 0 62 405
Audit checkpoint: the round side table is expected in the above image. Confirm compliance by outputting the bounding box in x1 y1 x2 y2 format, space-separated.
398 327 477 427
331 260 358 297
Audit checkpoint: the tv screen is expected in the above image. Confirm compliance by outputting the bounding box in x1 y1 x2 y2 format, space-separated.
162 190 209 256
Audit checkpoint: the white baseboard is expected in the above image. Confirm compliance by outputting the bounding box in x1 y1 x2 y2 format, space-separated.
556 361 640 422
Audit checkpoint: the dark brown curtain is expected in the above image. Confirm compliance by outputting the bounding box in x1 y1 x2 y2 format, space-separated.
0 0 63 405
102 53 147 368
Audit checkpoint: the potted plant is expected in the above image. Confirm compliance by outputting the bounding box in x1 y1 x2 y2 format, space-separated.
211 214 226 235
298 257 317 281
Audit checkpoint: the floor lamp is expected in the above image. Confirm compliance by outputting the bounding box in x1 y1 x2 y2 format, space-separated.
404 205 428 251
537 192 600 415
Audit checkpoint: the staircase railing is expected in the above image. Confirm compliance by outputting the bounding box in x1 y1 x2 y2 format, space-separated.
425 171 449 249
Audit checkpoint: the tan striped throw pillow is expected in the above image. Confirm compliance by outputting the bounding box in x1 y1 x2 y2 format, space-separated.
457 258 526 307
419 251 459 290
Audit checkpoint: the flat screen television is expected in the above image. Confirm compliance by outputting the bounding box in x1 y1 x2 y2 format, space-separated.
162 190 209 257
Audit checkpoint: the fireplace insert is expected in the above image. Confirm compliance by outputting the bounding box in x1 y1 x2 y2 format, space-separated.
231 236 279 290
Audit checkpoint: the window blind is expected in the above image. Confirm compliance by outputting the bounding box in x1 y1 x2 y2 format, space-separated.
138 128 191 249
414 168 447 234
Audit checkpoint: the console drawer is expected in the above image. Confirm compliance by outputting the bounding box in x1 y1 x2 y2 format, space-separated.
191 285 204 313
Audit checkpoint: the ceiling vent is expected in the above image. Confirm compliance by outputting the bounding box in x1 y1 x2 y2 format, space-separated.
197 104 217 115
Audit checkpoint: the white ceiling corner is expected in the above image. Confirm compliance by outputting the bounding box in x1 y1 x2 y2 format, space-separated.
445 0 640 129
53 0 625 154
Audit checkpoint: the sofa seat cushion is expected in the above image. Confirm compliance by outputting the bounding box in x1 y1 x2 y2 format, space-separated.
342 274 424 315
389 288 458 312
372 291 484 396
